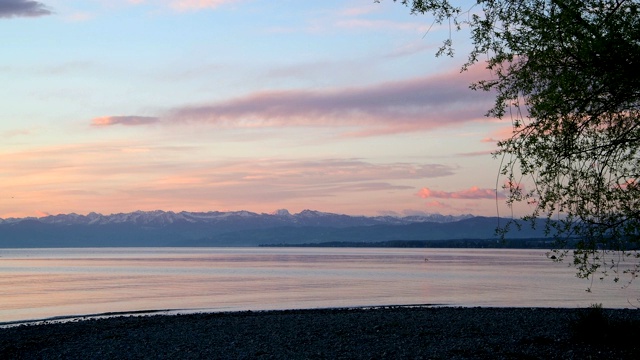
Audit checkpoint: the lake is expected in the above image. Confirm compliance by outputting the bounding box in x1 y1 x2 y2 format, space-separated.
0 247 637 324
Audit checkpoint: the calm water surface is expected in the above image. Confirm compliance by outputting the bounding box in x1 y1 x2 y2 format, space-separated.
0 248 637 323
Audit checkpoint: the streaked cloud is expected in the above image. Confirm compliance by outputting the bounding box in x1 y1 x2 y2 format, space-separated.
333 3 430 34
417 186 504 200
129 0 240 11
91 116 160 127
335 18 428 32
2 1 506 218
90 68 492 136
0 0 52 18
3 127 34 138
119 159 455 213
169 0 239 11
158 68 491 136
266 3 438 37
0 140 457 217
338 5 379 17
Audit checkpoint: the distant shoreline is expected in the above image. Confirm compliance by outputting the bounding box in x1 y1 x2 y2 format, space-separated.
0 238 563 249
260 238 562 249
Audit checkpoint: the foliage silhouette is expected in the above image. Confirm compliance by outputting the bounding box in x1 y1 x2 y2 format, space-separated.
383 0 640 285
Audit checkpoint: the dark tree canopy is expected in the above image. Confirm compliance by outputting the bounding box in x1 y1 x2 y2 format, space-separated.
384 0 640 286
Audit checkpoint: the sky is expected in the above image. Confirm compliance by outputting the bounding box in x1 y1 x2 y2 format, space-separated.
0 0 518 219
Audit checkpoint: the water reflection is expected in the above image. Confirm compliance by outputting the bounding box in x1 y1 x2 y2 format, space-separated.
0 248 637 323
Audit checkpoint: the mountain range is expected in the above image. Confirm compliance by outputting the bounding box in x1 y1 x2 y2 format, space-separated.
0 209 548 247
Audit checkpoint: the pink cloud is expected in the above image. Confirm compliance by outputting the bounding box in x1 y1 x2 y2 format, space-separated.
338 5 379 17
170 0 239 10
481 137 498 143
126 0 239 11
90 66 493 137
417 186 504 200
91 116 160 127
35 210 51 218
165 67 492 135
484 126 514 143
0 142 457 217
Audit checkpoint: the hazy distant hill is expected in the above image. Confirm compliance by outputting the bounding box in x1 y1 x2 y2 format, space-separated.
0 210 547 247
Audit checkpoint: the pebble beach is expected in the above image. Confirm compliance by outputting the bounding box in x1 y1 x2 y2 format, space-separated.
2 306 640 359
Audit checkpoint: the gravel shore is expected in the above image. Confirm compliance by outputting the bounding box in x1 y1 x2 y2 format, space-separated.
2 306 639 359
